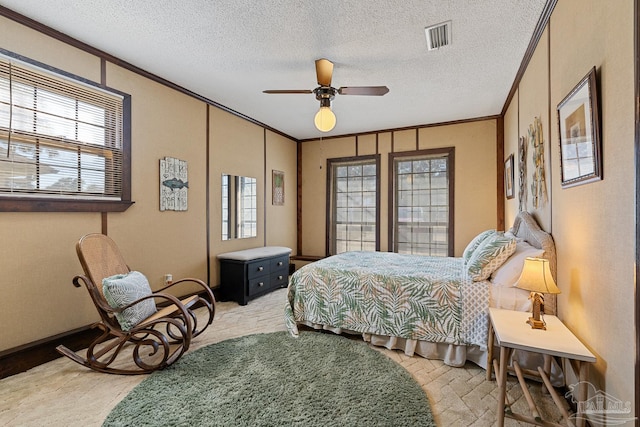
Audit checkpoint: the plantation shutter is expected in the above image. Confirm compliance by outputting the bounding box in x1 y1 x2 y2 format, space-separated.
0 54 124 200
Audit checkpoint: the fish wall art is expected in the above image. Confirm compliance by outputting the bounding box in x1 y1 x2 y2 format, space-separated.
160 157 188 211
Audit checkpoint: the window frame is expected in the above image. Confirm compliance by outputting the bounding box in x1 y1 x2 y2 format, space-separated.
388 148 455 257
0 48 132 212
326 154 381 257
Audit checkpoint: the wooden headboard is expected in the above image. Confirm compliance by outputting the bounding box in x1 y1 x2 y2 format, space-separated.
509 211 557 315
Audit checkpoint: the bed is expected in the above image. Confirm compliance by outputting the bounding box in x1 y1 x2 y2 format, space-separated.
284 211 557 370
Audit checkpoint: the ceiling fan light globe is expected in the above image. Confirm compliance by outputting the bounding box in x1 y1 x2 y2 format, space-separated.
314 107 336 132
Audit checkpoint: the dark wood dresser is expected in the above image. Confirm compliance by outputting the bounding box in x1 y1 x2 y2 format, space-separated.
217 246 291 305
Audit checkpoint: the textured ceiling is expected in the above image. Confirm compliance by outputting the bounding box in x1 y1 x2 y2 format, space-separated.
1 1 547 140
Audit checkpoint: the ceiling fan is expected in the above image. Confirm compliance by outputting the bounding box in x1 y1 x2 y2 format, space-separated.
263 59 389 132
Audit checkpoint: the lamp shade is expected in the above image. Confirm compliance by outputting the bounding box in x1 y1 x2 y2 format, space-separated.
314 106 336 132
515 257 560 294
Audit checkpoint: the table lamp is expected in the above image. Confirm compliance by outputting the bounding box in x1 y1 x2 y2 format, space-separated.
515 257 561 330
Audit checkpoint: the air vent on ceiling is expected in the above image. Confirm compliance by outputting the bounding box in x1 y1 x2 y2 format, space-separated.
425 21 451 51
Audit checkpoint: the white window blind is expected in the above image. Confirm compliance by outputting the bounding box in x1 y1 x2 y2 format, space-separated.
0 55 124 200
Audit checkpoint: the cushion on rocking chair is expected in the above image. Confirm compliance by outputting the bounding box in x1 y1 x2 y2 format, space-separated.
103 271 157 331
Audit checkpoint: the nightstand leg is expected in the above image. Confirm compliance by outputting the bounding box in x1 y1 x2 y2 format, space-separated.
541 354 552 395
576 361 589 427
486 322 495 381
497 345 508 427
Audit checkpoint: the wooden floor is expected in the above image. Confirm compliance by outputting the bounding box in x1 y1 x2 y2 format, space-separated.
0 288 568 426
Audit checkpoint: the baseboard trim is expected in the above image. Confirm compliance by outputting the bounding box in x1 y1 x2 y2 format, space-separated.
0 288 221 379
0 326 102 379
290 255 324 261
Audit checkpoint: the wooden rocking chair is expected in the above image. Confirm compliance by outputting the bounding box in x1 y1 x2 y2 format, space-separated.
56 233 216 375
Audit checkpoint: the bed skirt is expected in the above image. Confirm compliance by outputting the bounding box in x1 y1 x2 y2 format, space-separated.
298 320 487 368
298 320 563 385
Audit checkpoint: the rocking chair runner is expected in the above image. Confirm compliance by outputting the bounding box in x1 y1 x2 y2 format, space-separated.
56 233 216 375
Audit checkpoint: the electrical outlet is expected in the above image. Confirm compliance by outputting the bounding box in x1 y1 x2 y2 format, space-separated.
164 274 173 285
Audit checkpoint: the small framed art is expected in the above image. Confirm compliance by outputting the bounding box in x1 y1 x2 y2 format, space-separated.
272 170 284 205
504 154 514 199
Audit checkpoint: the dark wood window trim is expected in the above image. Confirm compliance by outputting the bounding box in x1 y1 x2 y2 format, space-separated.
326 154 381 257
0 49 133 212
388 148 455 257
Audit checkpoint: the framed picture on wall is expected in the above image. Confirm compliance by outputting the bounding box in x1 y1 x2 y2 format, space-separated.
557 66 601 188
504 154 514 199
272 170 284 205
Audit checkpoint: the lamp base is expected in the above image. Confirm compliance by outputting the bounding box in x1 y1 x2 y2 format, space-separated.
526 317 546 330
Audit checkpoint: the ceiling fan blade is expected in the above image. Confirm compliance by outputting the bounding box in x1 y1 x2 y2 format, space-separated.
262 90 313 94
338 86 389 96
315 59 333 87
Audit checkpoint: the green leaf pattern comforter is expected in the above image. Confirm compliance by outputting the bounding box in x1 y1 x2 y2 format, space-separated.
285 251 489 349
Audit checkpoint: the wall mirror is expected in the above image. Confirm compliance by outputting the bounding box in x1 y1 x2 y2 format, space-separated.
557 67 601 188
222 174 257 240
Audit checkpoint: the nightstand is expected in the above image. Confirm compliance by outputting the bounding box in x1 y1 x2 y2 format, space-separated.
488 308 596 427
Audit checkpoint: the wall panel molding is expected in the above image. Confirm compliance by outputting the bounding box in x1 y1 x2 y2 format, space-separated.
501 0 558 116
0 5 296 143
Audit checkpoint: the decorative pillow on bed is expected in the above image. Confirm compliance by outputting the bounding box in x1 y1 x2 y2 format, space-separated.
490 241 545 287
102 271 157 331
465 233 516 281
504 230 523 242
462 229 496 264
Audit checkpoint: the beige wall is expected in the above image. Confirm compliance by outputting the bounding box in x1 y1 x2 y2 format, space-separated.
502 0 635 417
106 65 209 295
419 121 498 253
300 120 498 258
0 17 297 352
265 130 298 249
503 89 519 227
518 27 552 231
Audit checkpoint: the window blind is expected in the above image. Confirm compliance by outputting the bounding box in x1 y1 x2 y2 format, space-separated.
0 55 124 200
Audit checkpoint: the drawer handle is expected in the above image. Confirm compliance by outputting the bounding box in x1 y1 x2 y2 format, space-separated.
258 266 264 272
258 282 264 287
277 261 283 266
278 275 283 280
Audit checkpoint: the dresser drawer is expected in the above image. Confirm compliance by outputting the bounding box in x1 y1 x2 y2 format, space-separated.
271 270 288 288
247 259 270 279
248 276 270 296
270 255 289 271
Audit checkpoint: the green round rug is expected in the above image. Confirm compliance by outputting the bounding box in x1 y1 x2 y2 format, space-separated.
103 331 435 426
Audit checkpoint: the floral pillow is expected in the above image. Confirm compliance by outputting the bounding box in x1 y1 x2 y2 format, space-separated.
462 229 496 264
102 271 157 331
466 233 516 281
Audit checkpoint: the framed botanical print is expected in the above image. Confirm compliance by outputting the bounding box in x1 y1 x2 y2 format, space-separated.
272 170 284 205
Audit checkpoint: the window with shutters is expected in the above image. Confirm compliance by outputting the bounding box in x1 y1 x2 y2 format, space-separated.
0 50 132 212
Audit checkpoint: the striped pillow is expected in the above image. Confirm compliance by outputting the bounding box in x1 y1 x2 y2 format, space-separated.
466 233 516 281
462 229 497 264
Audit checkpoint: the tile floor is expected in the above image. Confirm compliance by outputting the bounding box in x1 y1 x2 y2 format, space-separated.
0 288 568 426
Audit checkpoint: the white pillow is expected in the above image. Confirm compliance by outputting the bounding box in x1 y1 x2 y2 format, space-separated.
490 241 545 287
